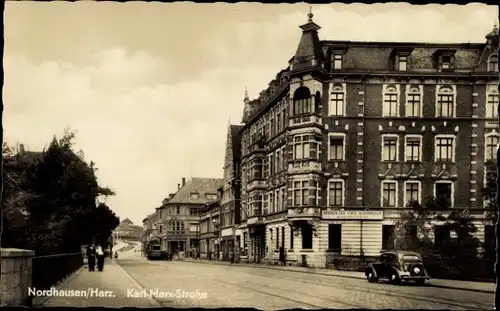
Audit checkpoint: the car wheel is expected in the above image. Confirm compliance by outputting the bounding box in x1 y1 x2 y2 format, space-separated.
366 271 378 283
415 279 425 286
390 273 401 285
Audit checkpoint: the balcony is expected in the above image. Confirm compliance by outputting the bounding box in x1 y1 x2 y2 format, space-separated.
247 179 267 191
287 207 321 220
289 114 322 128
246 215 264 226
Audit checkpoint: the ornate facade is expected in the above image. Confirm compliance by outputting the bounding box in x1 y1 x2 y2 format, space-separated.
238 12 499 267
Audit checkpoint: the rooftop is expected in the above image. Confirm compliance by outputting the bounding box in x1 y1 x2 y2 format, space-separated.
166 177 223 205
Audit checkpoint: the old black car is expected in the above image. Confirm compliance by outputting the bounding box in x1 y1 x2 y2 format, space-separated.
365 251 430 285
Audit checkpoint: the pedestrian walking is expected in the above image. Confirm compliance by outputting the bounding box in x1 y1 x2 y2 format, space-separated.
86 244 96 272
279 246 286 266
96 245 105 271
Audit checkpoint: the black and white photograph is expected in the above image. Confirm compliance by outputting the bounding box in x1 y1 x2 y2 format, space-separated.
0 1 499 310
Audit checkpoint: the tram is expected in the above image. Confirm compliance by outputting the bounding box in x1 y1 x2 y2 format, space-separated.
145 238 171 260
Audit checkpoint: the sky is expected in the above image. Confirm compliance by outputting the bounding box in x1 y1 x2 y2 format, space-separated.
3 2 498 225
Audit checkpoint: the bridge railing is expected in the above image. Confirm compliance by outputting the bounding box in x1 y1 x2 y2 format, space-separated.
32 252 84 290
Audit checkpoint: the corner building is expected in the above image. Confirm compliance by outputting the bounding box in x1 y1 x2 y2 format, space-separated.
238 12 499 267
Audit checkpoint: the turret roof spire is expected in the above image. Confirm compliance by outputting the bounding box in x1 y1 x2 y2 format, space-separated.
308 5 313 22
244 86 249 100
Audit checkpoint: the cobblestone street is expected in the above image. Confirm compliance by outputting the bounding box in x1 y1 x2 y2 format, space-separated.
117 258 495 310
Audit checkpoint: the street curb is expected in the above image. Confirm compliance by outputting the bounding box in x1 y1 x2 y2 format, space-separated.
114 260 162 307
181 259 496 294
33 265 85 307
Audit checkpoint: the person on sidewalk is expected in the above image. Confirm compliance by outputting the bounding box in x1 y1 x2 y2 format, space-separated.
96 244 105 271
279 246 286 266
86 244 96 272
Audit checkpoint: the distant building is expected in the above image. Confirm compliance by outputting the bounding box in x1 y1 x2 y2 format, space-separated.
156 177 223 254
198 195 221 260
237 12 499 267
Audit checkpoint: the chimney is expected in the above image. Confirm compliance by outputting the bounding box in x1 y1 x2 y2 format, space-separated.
19 144 25 154
182 177 186 186
169 193 175 199
177 183 181 190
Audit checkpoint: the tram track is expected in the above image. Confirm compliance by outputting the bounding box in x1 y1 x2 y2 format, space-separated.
118 259 492 310
143 262 360 309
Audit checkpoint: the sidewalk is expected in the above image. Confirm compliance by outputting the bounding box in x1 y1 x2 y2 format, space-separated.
36 259 161 308
181 258 496 294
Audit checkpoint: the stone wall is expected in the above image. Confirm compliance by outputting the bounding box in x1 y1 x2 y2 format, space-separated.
0 248 35 307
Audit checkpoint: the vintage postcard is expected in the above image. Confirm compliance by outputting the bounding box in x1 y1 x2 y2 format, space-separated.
1 2 498 310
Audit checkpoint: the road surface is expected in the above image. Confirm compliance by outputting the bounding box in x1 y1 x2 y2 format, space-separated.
116 258 495 310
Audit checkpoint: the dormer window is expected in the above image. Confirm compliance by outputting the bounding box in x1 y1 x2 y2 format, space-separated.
441 55 451 69
205 193 218 200
190 193 199 199
488 54 498 72
397 55 407 71
332 54 343 70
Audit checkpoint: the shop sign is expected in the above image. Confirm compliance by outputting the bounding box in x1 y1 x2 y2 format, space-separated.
322 210 383 220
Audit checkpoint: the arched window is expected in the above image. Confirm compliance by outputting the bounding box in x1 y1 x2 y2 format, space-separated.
382 85 399 117
488 54 498 72
436 86 455 118
293 86 312 115
486 88 499 119
406 85 422 117
485 133 499 161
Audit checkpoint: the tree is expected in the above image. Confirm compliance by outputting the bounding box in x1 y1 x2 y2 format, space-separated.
394 199 439 253
1 130 120 255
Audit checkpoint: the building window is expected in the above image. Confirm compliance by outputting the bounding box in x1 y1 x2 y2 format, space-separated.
190 208 197 216
436 86 455 118
404 135 422 162
381 180 398 208
488 54 498 72
441 55 452 70
268 191 275 214
404 181 421 206
293 86 312 116
405 86 422 117
176 206 181 214
332 53 343 70
434 135 455 162
381 135 399 162
435 181 453 208
327 179 344 207
398 55 407 71
382 225 395 250
293 135 318 160
250 158 263 180
290 227 294 250
276 227 279 249
276 149 281 172
301 225 313 249
281 187 286 210
251 194 264 216
281 227 285 248
486 134 499 161
328 224 342 251
383 85 399 117
275 189 281 212
206 193 217 200
329 85 345 116
486 92 499 119
292 180 309 206
328 133 345 161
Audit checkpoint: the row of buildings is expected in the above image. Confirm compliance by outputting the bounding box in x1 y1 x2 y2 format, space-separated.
143 12 499 267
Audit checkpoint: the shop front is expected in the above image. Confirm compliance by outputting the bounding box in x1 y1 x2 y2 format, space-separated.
247 224 266 263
